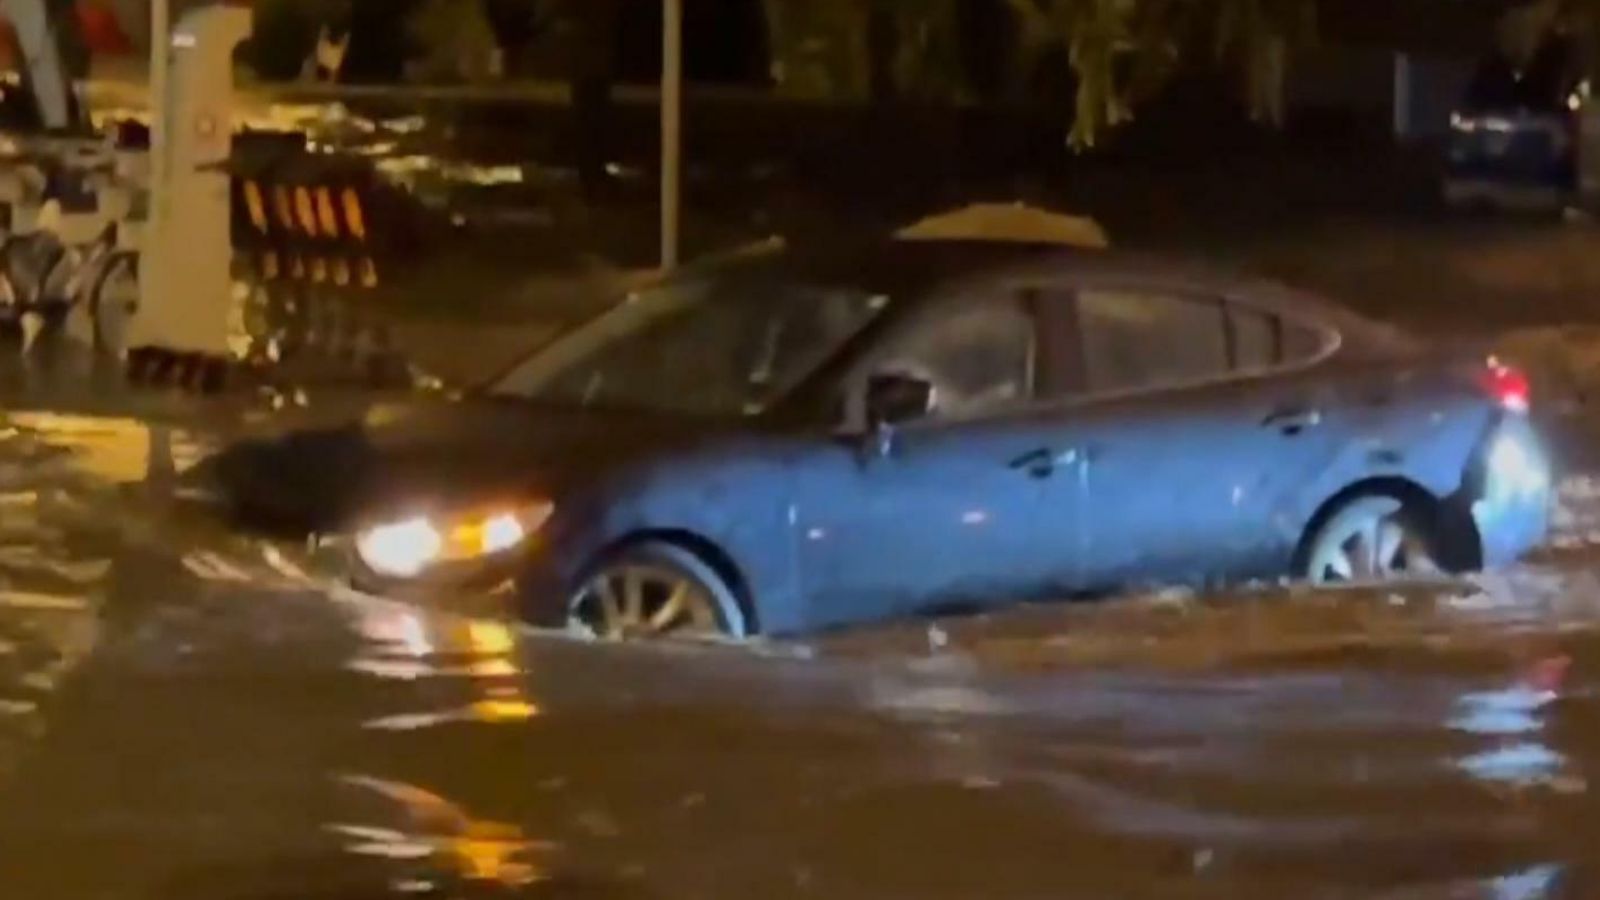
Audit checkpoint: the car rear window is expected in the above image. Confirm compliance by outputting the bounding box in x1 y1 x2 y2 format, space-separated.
1230 306 1280 371
1231 305 1329 369
1281 318 1330 363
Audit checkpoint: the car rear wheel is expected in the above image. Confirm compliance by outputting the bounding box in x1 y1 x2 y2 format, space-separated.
567 542 748 641
1305 496 1441 586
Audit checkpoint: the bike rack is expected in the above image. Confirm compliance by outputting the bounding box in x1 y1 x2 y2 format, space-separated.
0 4 437 395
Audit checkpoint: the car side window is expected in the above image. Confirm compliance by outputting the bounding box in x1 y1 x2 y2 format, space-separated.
1231 304 1330 370
1230 305 1281 371
1280 318 1330 363
859 298 1037 423
1077 289 1230 394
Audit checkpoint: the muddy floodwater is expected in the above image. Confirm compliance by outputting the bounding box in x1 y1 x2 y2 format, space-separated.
3 398 1600 899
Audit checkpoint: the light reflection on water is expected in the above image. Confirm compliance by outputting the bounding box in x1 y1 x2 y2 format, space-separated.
1451 675 1572 789
0 413 130 784
334 596 552 889
331 774 551 892
3 411 212 484
1492 864 1565 900
348 600 540 731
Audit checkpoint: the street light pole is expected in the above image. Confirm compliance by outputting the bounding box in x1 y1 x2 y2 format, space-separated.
661 0 682 270
148 0 169 228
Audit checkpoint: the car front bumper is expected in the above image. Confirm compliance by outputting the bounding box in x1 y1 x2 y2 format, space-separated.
335 532 576 628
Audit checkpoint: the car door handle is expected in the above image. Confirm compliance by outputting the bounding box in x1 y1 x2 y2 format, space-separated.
1262 406 1322 434
1009 447 1078 479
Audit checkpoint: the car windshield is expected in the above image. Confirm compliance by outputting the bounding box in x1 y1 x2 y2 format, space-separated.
489 277 889 416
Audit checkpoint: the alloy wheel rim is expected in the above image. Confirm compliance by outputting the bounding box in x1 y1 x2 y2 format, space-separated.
568 564 722 639
1311 510 1437 585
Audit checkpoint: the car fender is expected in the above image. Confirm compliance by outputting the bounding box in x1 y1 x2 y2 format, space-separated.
1277 396 1495 552
539 438 806 633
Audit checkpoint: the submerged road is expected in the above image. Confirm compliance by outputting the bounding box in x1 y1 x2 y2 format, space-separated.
0 375 1599 898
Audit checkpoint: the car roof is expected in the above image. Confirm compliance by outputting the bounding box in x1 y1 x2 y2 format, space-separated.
697 237 1061 295
697 236 1411 351
710 237 1306 305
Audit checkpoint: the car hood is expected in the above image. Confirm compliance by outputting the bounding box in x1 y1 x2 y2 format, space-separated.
205 397 723 534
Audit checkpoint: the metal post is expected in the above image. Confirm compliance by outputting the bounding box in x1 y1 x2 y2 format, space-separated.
661 0 683 270
1392 51 1412 141
148 0 169 231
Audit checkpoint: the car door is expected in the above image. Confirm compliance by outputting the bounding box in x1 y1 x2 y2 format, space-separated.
791 291 1088 627
1029 283 1345 590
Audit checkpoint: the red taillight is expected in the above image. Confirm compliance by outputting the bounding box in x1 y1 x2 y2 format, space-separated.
1480 358 1531 412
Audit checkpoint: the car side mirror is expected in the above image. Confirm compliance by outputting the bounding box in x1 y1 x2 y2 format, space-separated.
865 371 934 431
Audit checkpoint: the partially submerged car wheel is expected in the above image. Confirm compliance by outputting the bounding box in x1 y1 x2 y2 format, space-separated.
1306 496 1442 586
567 542 748 640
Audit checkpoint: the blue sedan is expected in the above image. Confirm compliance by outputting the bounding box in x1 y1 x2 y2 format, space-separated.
209 238 1552 638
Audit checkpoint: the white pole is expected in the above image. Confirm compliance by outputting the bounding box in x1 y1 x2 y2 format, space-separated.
128 5 252 357
141 0 170 350
148 0 170 229
661 0 683 270
1393 51 1412 141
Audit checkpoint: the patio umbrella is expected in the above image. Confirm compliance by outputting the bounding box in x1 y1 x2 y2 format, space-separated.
896 202 1109 249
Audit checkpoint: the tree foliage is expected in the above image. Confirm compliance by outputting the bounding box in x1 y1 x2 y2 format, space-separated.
405 0 502 82
244 0 1320 147
760 0 872 99
764 0 1319 148
242 0 349 80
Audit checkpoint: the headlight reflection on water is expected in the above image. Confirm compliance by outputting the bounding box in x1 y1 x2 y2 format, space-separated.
330 774 550 891
349 601 538 730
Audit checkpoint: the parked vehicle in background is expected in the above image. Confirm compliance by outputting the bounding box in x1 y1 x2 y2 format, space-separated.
206 237 1552 640
1445 32 1587 211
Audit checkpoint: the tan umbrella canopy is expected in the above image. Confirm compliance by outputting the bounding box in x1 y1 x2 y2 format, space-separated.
896 202 1110 249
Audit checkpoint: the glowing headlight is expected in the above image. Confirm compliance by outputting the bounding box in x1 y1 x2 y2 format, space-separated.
357 516 443 578
356 502 554 578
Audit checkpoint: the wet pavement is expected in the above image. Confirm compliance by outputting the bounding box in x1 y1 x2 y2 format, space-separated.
5 355 1600 898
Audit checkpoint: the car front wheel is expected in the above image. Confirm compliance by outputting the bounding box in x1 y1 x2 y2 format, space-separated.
567 541 748 641
1305 496 1442 586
